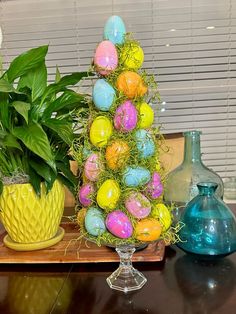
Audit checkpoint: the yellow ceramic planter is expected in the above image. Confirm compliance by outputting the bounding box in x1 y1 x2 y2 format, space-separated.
0 180 65 249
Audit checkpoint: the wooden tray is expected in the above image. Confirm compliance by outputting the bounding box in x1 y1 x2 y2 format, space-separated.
0 223 165 264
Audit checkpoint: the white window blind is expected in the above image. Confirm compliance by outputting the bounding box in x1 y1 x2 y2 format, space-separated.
0 0 235 179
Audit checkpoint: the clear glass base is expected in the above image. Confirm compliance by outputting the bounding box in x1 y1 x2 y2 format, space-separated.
106 245 147 293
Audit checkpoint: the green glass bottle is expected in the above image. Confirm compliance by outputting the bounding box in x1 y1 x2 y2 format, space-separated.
164 131 224 221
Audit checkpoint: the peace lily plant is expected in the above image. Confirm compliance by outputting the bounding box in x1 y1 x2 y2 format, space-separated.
0 45 88 250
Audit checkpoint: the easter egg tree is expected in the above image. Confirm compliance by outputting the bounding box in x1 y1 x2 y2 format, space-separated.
73 15 179 292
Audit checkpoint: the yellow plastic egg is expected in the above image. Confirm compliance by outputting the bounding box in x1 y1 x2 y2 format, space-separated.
138 102 154 129
89 116 113 147
151 203 172 231
106 140 130 170
97 179 120 211
117 71 147 99
120 42 144 70
135 218 162 242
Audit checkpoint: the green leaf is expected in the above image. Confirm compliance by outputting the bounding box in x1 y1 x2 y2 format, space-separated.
0 78 16 93
56 161 77 186
55 148 71 168
42 72 90 99
0 130 6 139
29 158 56 192
0 92 9 129
17 62 47 102
6 45 48 83
43 118 74 146
0 178 3 195
12 122 54 164
12 101 30 124
55 66 61 83
3 133 22 151
57 173 76 196
28 166 42 197
43 90 84 119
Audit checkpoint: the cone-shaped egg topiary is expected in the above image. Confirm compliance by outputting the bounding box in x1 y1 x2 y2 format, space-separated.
73 16 179 246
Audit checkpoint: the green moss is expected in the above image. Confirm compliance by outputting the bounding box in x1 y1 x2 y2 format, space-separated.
71 32 180 247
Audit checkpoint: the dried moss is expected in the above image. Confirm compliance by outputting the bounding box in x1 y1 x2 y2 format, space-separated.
72 32 179 247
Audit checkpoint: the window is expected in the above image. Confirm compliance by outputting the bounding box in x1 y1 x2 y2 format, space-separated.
1 0 235 179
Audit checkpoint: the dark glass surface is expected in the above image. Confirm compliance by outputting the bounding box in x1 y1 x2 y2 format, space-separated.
0 248 235 313
0 206 235 314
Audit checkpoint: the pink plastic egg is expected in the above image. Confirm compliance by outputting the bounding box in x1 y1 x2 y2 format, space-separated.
125 192 151 219
94 40 118 75
106 210 133 239
145 172 163 199
84 153 103 181
78 183 94 207
114 100 137 132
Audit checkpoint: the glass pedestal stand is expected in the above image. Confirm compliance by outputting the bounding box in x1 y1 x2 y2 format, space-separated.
106 245 147 293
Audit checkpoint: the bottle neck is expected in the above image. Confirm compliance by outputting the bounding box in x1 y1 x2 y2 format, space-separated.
183 131 202 164
197 183 218 196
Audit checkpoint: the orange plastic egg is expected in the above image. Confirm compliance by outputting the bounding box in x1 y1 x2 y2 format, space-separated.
105 140 130 170
116 71 147 99
135 218 162 242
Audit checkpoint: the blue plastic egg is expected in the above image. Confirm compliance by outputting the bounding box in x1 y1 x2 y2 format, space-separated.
104 15 126 45
123 166 151 187
135 129 155 158
85 207 106 236
93 79 116 111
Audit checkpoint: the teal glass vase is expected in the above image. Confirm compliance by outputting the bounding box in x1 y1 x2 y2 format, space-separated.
164 131 224 221
178 182 236 257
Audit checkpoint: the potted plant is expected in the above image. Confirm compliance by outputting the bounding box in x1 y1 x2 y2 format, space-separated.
0 45 88 250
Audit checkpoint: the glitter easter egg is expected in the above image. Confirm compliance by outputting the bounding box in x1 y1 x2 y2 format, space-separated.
94 40 118 75
135 218 162 242
145 172 163 199
93 79 115 111
120 42 144 70
125 192 151 219
85 207 106 236
114 100 137 132
105 140 130 170
106 210 133 239
97 179 120 211
116 71 147 99
89 116 113 147
104 15 126 45
151 203 172 231
78 182 94 207
135 129 155 158
138 102 154 129
84 153 103 181
123 166 151 187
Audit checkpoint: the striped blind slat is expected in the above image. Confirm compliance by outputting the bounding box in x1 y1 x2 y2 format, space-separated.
1 0 235 179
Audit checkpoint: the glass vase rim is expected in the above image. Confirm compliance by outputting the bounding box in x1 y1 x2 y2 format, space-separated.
183 130 202 136
197 182 218 189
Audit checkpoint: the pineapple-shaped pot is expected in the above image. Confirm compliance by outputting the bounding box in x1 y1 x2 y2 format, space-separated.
0 180 65 250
